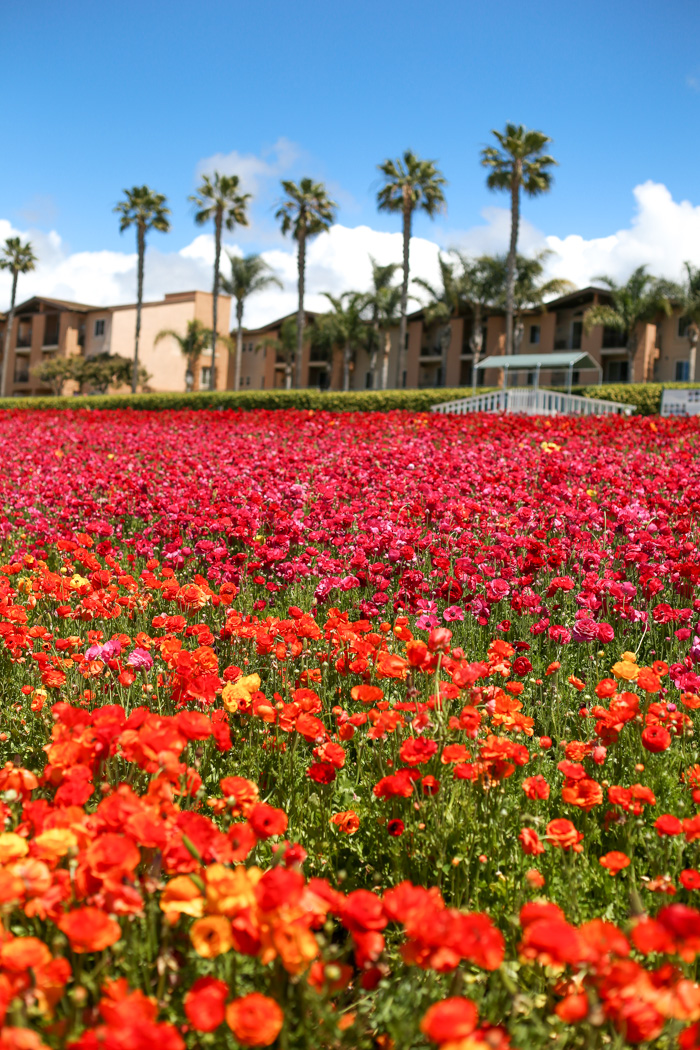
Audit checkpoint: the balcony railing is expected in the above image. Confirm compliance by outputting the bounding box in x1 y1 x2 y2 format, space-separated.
13 367 30 384
16 335 32 348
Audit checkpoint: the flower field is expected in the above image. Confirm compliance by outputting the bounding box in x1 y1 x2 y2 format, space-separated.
1 407 700 1049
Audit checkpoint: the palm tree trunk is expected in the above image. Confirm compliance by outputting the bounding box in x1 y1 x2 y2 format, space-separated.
688 330 698 383
235 301 244 390
369 321 380 389
132 225 145 394
343 344 351 391
285 360 292 389
396 190 412 388
1 271 18 399
295 228 306 389
627 332 636 383
505 169 521 357
210 209 222 392
381 329 391 390
471 303 483 393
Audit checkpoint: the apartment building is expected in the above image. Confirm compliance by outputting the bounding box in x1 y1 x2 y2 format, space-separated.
0 290 232 397
239 286 696 391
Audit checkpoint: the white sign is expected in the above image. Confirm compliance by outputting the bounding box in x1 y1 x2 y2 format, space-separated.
660 388 700 417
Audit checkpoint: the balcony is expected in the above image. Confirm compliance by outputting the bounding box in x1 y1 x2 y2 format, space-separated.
16 333 32 349
13 365 30 384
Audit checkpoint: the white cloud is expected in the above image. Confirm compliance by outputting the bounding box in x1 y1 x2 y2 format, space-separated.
3 181 700 329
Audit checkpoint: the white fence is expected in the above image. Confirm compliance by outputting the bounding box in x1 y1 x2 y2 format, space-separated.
660 388 700 417
431 388 635 417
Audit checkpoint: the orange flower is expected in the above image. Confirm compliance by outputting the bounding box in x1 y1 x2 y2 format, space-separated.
599 851 631 876
190 916 233 958
545 819 584 853
420 997 479 1043
160 875 205 923
561 778 604 810
375 652 408 680
226 993 284 1046
330 810 360 834
58 907 121 953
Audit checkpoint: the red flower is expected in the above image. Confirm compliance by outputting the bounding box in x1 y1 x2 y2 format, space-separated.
184 976 227 1032
420 997 478 1043
641 725 672 752
247 803 288 840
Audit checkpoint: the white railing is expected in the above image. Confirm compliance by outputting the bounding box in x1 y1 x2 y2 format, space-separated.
431 389 635 417
660 388 700 417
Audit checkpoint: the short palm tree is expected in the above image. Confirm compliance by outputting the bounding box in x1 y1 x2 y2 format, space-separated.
154 320 219 390
452 254 504 387
413 254 463 385
363 257 400 389
190 173 250 391
679 261 700 382
481 125 556 356
377 151 446 387
583 266 678 381
221 254 282 391
322 292 368 391
507 251 573 351
114 186 170 393
275 179 337 388
0 237 37 398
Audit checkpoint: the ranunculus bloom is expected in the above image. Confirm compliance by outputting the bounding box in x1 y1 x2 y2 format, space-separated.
58 907 121 953
226 993 284 1046
330 810 360 834
184 976 228 1032
545 819 584 852
642 725 672 753
190 916 233 958
420 997 479 1042
519 828 544 855
599 851 631 876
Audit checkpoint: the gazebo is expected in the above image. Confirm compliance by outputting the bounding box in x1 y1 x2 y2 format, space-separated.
474 351 602 394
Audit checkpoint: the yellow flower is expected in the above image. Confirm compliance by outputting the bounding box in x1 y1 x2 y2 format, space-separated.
205 862 261 916
611 660 639 682
222 673 261 713
0 833 29 864
160 875 205 923
34 829 78 862
190 915 233 958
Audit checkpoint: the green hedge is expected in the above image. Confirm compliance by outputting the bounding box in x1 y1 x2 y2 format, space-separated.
0 383 697 414
0 388 498 413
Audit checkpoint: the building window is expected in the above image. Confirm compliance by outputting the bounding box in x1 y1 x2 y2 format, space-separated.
678 317 691 338
676 360 690 381
402 370 407 388
17 319 32 348
246 376 251 386
201 366 212 388
604 360 629 383
94 319 105 337
365 371 372 389
529 325 540 345
571 321 582 350
43 315 60 346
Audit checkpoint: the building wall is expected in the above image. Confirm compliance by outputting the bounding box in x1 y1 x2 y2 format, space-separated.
655 309 694 382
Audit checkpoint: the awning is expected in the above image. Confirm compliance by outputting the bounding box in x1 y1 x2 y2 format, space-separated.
474 351 600 371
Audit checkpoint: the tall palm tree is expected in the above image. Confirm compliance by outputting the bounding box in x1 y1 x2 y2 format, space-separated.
679 261 700 382
377 151 446 387
0 237 37 398
114 186 170 393
190 172 250 391
322 292 368 391
275 179 337 388
154 320 218 390
362 257 400 389
221 254 282 391
583 266 678 382
481 125 556 357
490 250 573 353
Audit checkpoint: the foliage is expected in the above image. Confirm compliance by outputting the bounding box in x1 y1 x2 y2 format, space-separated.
583 266 679 362
113 185 170 236
32 353 151 395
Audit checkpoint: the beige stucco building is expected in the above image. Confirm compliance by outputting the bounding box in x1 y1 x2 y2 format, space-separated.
0 290 231 397
239 286 697 392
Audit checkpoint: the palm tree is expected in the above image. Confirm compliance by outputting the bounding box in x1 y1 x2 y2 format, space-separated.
481 125 557 357
190 173 250 391
322 292 368 391
583 266 678 382
154 320 218 390
221 254 282 391
114 186 170 393
413 254 464 386
503 251 573 352
452 254 504 389
679 262 700 382
360 257 401 389
375 285 404 391
377 151 446 387
275 179 337 388
0 237 37 398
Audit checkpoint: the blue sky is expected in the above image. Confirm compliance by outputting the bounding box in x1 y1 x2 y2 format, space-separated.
2 0 700 322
